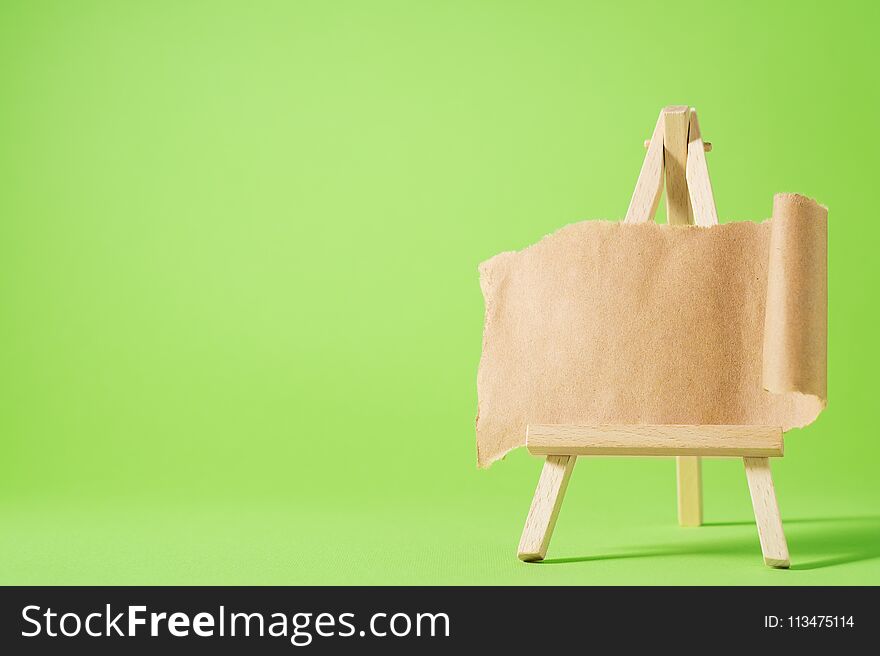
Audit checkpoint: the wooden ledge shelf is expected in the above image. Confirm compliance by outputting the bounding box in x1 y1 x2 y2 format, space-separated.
526 425 783 457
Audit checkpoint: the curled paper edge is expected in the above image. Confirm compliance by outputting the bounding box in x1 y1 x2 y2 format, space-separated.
762 193 828 403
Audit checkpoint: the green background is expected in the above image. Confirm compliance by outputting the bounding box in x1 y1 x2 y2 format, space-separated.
1 0 877 585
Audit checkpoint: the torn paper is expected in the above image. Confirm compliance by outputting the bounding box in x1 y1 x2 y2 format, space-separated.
476 193 827 468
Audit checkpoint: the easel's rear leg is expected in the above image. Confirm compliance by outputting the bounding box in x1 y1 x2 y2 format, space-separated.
676 456 703 526
518 455 576 562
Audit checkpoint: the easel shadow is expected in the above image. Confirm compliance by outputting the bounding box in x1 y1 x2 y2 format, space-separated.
538 515 880 570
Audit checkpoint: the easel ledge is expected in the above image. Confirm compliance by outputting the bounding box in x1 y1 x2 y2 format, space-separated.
527 425 783 457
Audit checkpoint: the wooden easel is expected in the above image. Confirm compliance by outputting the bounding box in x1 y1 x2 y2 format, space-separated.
517 106 790 568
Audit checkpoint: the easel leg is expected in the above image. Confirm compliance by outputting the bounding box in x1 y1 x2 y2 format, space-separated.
743 457 790 568
676 456 702 526
518 455 576 562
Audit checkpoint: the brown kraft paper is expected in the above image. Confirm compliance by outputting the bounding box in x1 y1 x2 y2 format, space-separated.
476 193 827 468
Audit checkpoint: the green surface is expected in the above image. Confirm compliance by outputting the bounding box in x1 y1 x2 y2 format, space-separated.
1 0 878 585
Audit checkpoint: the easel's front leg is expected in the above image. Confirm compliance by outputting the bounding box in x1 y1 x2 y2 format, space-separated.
518 455 576 562
743 457 790 568
676 456 703 526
